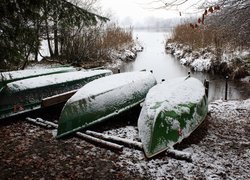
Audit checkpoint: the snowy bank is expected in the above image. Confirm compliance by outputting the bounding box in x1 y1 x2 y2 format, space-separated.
106 40 143 69
111 41 143 62
166 42 250 79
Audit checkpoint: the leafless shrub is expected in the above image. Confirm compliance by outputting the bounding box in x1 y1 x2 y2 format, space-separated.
60 23 134 64
102 23 133 50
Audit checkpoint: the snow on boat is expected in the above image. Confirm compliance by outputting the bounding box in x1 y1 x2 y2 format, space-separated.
138 77 208 158
0 70 112 119
0 66 76 91
56 71 157 138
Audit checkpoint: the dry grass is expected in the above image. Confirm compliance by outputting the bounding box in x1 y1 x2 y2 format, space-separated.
170 21 249 51
102 23 133 50
171 23 224 49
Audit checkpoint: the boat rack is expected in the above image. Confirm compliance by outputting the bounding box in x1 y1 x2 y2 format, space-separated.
24 117 192 161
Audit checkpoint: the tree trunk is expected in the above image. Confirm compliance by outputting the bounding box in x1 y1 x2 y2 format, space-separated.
21 60 29 70
54 19 59 57
34 20 40 61
45 18 54 57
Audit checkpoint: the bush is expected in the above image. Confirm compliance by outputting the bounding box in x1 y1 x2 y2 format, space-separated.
60 23 134 64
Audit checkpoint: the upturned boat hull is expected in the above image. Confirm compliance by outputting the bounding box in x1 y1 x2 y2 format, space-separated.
138 77 208 158
0 70 112 119
0 67 76 91
57 71 157 138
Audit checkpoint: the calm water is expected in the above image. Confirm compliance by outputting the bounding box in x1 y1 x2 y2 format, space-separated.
119 30 250 102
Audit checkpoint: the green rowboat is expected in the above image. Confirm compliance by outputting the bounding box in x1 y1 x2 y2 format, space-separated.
138 77 208 158
0 67 76 91
57 71 157 138
0 70 112 119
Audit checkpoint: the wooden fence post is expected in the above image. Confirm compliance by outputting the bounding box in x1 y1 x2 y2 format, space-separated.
225 76 228 100
203 79 209 98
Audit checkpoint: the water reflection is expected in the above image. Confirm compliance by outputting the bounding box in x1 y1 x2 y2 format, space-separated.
119 30 250 102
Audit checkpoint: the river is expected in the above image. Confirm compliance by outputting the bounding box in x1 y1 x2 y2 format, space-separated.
119 30 250 102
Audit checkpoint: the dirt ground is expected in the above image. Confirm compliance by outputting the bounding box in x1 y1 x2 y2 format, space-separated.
0 99 249 179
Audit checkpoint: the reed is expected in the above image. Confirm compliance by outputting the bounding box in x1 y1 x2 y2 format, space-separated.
170 21 248 50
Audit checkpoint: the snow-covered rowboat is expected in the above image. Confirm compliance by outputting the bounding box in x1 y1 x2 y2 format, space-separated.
138 77 208 158
0 70 112 119
56 71 157 138
0 66 76 91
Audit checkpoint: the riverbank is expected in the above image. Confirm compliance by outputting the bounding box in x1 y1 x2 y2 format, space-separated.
165 42 250 80
0 99 249 179
79 40 143 70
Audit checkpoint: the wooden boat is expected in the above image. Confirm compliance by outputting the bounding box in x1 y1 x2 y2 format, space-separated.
56 71 157 138
0 66 76 91
138 77 208 158
0 70 112 119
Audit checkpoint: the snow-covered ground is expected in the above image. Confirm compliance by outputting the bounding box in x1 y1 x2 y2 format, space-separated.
1 94 249 179
100 99 250 179
166 43 250 80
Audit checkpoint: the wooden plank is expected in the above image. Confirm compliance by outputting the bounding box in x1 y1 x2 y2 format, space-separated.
167 149 192 162
76 132 123 151
85 130 143 150
41 89 77 108
25 117 123 151
25 117 55 128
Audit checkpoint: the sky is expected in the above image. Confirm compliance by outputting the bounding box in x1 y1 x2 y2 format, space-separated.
99 0 206 26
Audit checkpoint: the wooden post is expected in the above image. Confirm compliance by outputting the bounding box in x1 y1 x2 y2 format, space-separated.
203 79 209 98
225 76 228 100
